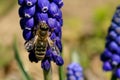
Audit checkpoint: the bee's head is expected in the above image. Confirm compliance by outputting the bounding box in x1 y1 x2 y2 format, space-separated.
38 22 49 31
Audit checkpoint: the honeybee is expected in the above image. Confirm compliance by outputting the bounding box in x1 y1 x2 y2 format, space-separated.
24 21 60 61
34 22 49 60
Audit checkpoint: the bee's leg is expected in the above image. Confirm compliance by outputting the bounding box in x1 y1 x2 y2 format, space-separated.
24 38 35 52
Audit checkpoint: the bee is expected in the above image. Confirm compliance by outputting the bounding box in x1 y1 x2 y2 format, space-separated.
34 22 49 60
24 21 60 61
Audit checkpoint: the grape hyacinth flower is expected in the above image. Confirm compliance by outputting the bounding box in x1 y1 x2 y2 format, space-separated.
67 63 84 80
18 0 64 71
101 6 120 78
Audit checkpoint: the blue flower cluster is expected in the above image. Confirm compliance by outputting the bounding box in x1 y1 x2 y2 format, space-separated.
67 63 84 80
101 6 120 78
18 0 64 70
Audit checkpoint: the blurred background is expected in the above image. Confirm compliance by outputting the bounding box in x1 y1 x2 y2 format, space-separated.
0 0 120 80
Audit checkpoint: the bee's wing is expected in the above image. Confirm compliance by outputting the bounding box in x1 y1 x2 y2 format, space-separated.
54 44 61 55
24 38 35 52
47 37 61 55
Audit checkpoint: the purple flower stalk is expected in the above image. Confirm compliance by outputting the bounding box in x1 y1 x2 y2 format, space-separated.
101 6 120 78
67 63 84 80
18 0 64 71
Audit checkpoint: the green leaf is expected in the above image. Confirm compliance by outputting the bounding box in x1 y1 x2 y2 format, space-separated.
13 37 32 80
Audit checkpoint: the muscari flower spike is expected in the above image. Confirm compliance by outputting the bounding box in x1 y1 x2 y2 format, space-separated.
67 63 84 80
18 0 64 70
101 5 120 78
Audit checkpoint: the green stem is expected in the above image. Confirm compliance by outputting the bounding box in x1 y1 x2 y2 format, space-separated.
58 53 65 80
58 65 65 80
13 38 32 80
111 74 117 80
43 68 52 80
